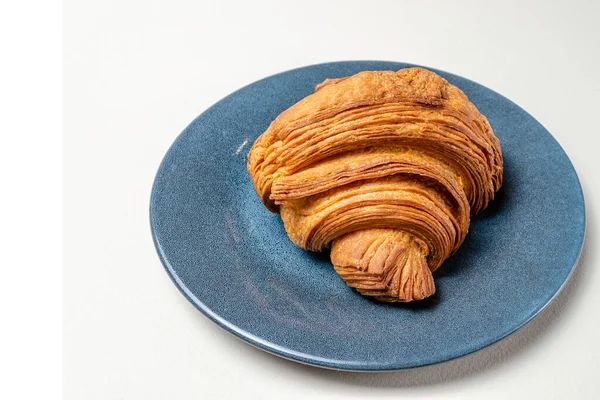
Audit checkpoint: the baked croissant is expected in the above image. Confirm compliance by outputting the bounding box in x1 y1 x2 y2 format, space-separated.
247 67 503 302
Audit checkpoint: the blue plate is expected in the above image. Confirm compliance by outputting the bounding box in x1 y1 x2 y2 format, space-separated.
150 61 585 371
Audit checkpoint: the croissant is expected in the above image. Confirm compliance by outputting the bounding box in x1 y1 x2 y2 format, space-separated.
247 67 503 302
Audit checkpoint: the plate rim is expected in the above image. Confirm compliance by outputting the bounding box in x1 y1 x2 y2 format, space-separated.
149 60 587 371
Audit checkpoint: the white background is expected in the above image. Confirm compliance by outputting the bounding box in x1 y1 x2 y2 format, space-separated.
2 1 62 400
65 1 599 398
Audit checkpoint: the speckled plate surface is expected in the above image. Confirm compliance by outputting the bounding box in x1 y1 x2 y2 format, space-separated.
150 61 585 371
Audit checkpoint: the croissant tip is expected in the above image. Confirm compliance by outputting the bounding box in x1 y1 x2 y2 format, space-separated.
331 229 436 303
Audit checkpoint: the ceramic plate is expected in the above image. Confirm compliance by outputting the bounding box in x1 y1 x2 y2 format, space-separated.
150 61 585 370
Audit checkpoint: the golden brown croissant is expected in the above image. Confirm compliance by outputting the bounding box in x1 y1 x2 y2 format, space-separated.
247 67 503 302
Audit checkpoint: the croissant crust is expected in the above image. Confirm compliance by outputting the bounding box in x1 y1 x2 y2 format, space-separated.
247 67 503 302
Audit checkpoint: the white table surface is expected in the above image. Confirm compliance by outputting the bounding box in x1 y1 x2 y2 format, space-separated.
64 1 600 398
